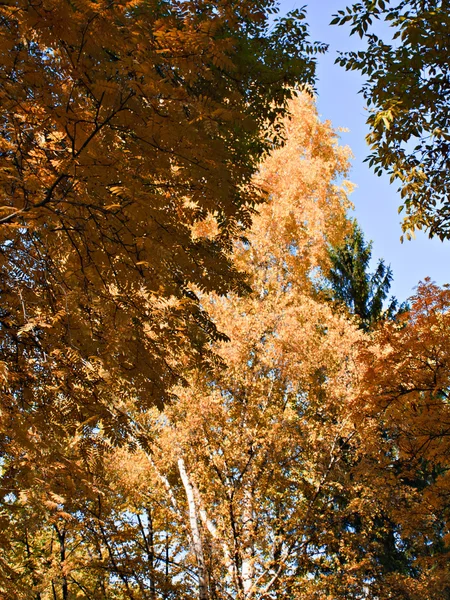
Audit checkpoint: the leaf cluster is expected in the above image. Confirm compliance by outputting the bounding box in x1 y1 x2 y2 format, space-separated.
333 0 450 239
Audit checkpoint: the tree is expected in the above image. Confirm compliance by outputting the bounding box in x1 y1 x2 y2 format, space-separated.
144 98 450 598
353 280 450 598
8 281 450 599
333 0 450 240
323 221 410 582
3 92 450 600
0 0 326 525
138 94 370 599
0 0 324 413
0 92 359 599
326 220 398 330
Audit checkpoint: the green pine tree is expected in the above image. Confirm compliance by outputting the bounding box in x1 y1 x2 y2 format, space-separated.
327 221 398 330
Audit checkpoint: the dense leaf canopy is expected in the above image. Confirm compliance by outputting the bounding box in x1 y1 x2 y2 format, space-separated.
1 3 450 598
0 0 323 440
0 2 326 586
4 94 450 600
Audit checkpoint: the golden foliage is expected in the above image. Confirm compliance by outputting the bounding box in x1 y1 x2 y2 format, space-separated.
2 84 450 599
0 0 320 555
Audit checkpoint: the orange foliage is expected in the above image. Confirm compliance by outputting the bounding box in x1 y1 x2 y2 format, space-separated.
2 84 450 599
0 0 320 547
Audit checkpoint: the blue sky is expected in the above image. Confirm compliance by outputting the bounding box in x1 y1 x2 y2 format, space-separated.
277 0 449 303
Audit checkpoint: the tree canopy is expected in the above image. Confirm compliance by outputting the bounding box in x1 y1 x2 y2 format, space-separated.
1 2 450 598
334 0 450 240
0 0 324 445
3 93 450 600
0 3 326 585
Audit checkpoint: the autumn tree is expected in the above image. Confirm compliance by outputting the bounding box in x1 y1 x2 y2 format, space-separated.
0 92 358 599
0 0 324 398
8 281 450 599
351 280 450 598
141 94 370 599
333 0 450 239
4 91 450 600
0 433 190 600
0 0 326 546
145 97 450 599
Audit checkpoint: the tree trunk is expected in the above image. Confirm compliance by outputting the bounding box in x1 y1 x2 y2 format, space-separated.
241 487 255 597
177 457 209 600
54 524 69 600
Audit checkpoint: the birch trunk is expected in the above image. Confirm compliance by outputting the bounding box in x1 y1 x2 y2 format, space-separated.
177 457 209 600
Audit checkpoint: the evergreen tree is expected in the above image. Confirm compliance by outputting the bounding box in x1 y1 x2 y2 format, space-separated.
327 221 398 330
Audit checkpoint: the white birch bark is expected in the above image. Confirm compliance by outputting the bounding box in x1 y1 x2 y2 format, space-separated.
177 457 209 600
